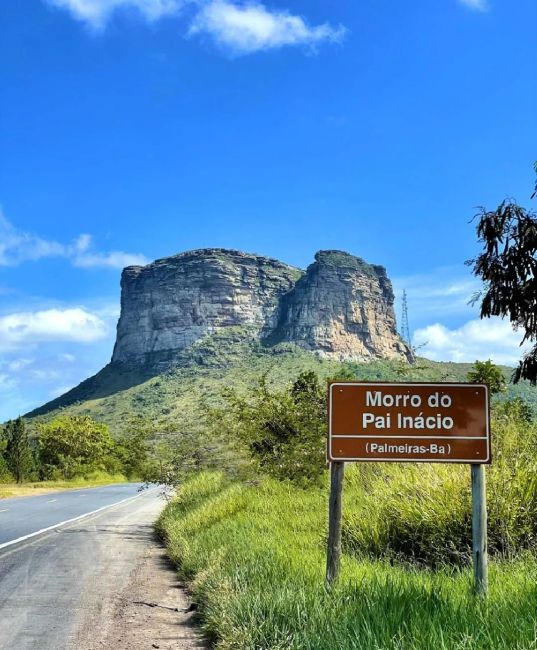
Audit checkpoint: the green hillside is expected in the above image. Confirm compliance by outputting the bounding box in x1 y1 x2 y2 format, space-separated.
27 329 537 435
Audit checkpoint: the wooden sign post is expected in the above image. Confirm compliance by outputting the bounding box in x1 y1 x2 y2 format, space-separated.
471 464 488 595
326 461 345 585
326 382 490 594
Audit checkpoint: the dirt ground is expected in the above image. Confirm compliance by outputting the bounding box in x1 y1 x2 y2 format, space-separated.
98 542 206 650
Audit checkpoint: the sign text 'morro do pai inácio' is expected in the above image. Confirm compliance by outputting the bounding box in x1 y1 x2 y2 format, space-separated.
328 383 490 463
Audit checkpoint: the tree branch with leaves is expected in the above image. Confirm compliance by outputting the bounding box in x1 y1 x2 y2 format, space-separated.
468 164 537 384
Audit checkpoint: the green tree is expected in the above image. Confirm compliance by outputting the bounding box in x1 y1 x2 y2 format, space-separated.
113 429 150 479
494 396 533 424
217 370 327 486
38 416 114 479
469 167 537 384
4 418 33 484
467 359 506 395
0 434 11 481
142 432 229 488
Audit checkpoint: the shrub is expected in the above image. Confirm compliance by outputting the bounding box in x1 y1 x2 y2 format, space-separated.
38 415 114 479
467 359 506 394
0 456 14 483
212 371 327 486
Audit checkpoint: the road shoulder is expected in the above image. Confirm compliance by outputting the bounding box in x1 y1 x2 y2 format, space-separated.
91 538 206 650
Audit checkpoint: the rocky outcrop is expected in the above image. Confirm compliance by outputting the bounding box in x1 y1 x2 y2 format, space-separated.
272 250 408 361
111 248 409 369
112 249 302 368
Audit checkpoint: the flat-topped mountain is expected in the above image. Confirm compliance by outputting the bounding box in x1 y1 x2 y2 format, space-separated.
112 248 409 369
28 248 410 418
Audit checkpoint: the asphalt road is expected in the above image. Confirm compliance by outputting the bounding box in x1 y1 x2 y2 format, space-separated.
0 483 150 547
0 483 166 650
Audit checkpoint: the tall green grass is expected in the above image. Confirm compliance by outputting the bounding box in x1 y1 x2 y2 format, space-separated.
158 472 537 650
341 406 537 566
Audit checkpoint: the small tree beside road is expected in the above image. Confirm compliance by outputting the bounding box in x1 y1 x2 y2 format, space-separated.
4 417 33 484
38 415 114 479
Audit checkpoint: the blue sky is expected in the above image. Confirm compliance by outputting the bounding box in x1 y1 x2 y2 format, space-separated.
1 0 536 420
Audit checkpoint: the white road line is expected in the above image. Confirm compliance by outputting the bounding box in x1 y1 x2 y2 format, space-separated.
0 488 159 552
0 509 9 513
47 499 58 503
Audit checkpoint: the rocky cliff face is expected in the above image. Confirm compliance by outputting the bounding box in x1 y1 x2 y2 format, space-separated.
274 251 408 361
112 248 409 368
112 249 302 368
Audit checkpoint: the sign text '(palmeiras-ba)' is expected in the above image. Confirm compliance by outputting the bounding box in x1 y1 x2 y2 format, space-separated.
328 383 490 463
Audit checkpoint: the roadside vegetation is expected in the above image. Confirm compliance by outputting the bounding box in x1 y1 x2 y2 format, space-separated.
156 360 537 649
159 472 537 650
0 413 156 496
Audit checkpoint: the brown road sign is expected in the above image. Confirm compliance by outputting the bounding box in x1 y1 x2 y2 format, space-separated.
328 383 490 464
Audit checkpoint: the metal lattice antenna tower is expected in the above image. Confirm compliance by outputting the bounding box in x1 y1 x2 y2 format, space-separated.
401 290 412 347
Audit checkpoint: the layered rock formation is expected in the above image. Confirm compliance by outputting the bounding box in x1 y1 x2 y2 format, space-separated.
112 248 409 368
112 249 302 368
274 250 408 361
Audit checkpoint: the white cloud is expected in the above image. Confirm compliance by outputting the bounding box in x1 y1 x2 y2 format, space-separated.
69 233 148 268
58 353 76 362
413 318 526 366
190 1 346 53
43 0 346 54
45 0 183 30
0 308 108 352
458 0 489 12
393 266 529 367
392 268 482 333
7 358 34 372
0 210 149 270
0 303 120 420
2 358 60 383
73 248 149 268
0 373 17 391
49 384 77 399
0 212 64 265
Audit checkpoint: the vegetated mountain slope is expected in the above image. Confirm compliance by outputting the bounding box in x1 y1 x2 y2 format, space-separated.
28 336 341 432
28 246 411 423
25 247 535 432
27 331 536 434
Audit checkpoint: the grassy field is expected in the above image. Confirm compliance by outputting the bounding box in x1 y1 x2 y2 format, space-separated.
0 473 128 499
158 472 537 650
